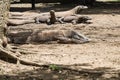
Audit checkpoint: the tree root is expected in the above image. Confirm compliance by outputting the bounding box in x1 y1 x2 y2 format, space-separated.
0 44 88 72
0 44 86 72
1 44 115 74
0 44 49 67
9 47 38 55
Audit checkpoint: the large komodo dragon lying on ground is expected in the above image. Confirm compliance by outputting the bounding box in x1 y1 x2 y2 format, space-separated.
59 15 92 24
8 30 90 44
9 5 88 20
41 5 88 17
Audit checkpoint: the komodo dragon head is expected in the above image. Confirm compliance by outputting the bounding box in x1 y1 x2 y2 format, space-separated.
73 5 88 14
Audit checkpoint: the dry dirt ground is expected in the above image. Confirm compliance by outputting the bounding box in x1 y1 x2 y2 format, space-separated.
0 2 120 80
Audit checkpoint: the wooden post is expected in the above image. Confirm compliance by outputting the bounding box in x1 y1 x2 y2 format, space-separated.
31 0 35 9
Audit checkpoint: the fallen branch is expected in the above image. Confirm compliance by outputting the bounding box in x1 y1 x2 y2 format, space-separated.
9 12 24 16
9 47 38 55
7 19 35 26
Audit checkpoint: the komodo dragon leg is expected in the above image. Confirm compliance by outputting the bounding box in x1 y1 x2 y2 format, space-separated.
57 17 65 24
55 36 89 44
71 38 89 44
55 36 73 43
35 17 40 24
58 19 64 24
72 20 77 24
46 19 51 25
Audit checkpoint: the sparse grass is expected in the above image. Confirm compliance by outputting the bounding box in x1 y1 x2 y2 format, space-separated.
49 64 62 71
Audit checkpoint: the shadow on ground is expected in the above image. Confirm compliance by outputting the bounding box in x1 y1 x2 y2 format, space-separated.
0 64 120 80
10 2 120 14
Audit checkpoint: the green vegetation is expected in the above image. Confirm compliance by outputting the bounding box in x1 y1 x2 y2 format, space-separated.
49 64 62 71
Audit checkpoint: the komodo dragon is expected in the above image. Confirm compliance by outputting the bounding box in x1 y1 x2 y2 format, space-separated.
27 30 90 44
8 30 90 44
9 5 88 20
34 10 58 24
59 15 92 24
41 5 88 17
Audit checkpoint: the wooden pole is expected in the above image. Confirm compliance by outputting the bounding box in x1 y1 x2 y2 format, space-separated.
31 0 35 9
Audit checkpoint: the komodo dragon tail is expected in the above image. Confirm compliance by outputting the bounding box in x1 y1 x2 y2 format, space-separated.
7 19 35 26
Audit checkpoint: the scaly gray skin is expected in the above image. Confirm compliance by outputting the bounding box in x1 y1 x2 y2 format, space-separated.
27 30 90 44
41 5 88 17
34 15 50 24
9 5 88 21
34 16 62 24
34 16 63 25
7 30 33 44
8 30 90 44
59 15 92 24
35 10 59 24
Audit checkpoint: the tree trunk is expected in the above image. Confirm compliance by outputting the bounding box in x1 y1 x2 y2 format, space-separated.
0 0 10 47
0 0 50 67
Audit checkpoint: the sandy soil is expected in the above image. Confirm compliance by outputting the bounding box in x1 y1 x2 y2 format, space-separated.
0 2 120 80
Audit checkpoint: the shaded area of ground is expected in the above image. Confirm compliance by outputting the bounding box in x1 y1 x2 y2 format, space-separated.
1 66 120 80
10 2 120 14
